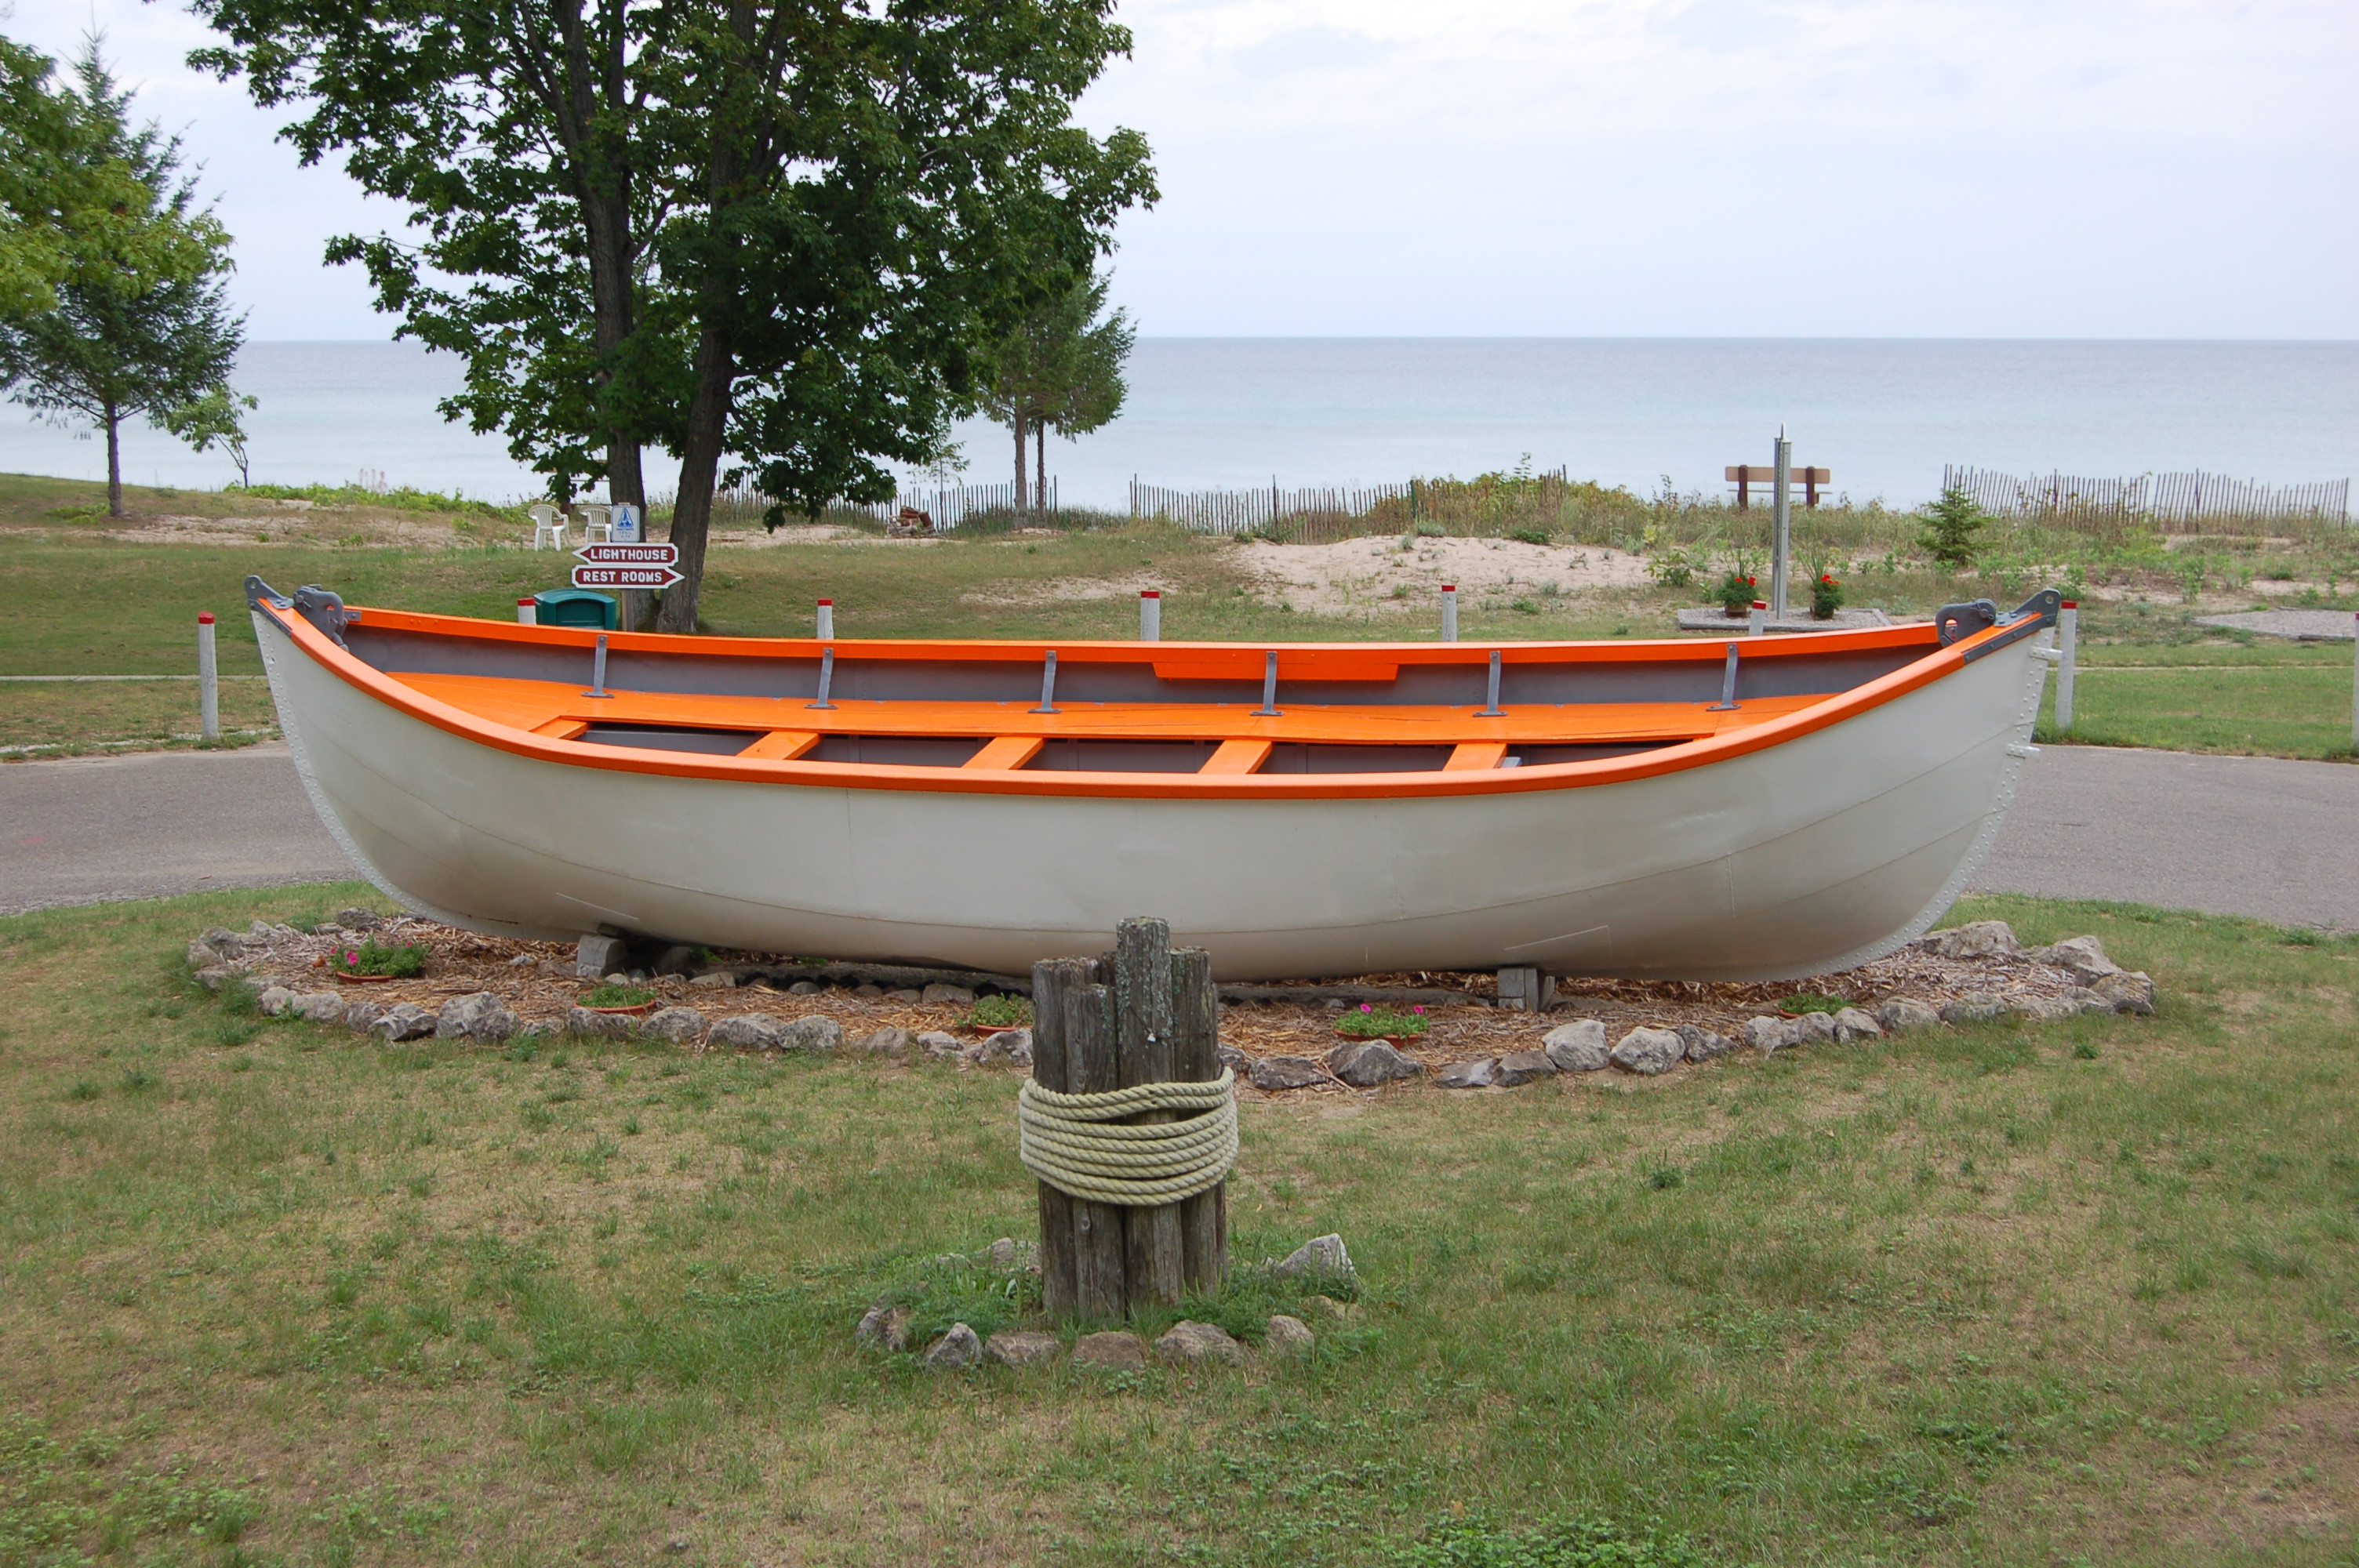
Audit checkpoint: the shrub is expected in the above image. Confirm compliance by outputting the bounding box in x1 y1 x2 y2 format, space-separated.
962 993 1032 1030
1811 572 1845 619
336 938 427 978
1710 571 1756 615
1920 487 1989 570
579 982 652 1008
1336 1003 1428 1040
1379 1512 1710 1567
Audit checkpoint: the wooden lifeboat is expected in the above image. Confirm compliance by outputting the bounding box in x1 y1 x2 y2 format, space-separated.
246 576 2061 982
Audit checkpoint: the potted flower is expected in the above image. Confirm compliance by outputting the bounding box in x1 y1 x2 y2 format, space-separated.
1335 1002 1429 1046
959 994 1034 1036
1811 572 1844 620
333 937 427 983
577 981 656 1014
1712 572 1757 616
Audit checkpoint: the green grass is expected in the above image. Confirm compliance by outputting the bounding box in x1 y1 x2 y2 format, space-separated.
1 884 2354 1564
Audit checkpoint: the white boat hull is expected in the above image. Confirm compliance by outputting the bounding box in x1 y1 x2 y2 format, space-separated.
256 608 2051 982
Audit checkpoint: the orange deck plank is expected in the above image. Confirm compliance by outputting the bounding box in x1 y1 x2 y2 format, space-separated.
1201 739 1274 775
740 730 820 760
1445 742 1510 771
391 671 1821 746
962 736 1046 771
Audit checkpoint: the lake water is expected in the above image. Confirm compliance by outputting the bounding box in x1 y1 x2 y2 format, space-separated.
3 338 2351 511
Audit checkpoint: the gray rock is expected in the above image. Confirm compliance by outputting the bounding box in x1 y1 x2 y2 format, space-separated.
343 1000 383 1031
371 1002 435 1042
293 991 347 1025
1939 992 2013 1025
974 1027 1032 1068
257 985 296 1017
1301 1294 1362 1323
1490 1049 1558 1087
779 1016 845 1051
192 963 248 992
787 980 822 995
853 983 885 999
1264 1315 1316 1356
575 933 628 978
688 971 736 989
1272 1233 1357 1286
1249 1054 1330 1091
652 945 698 977
1541 1018 1611 1072
708 1014 786 1051
644 1006 708 1044
1830 1007 1883 1043
566 1005 638 1040
1325 1040 1423 1087
921 1322 983 1370
1434 1057 1498 1089
1793 1011 1841 1044
856 1025 914 1056
917 1029 966 1060
1917 920 2020 961
2088 971 2156 1015
1155 1319 1244 1367
247 920 275 941
921 983 977 1007
1611 1025 1685 1075
2038 935 2123 986
985 1330 1062 1368
1875 997 1943 1033
983 1236 1037 1272
436 991 518 1041
185 938 224 967
2005 992 2080 1022
854 1302 911 1352
1742 1015 1795 1053
1072 1331 1145 1368
334 907 382 930
1676 1025 1734 1062
887 989 921 1004
198 925 247 957
2069 989 2118 1015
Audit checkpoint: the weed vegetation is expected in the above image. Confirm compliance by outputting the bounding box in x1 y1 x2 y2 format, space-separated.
0 884 2353 1563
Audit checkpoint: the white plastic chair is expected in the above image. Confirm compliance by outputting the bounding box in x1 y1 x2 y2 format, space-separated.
529 504 566 550
576 504 614 546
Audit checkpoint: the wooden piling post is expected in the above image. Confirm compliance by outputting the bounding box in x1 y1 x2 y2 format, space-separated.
1030 919 1230 1323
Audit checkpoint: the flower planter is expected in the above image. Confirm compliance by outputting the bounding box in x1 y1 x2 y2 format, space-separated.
1334 1030 1426 1049
334 972 398 985
580 1001 656 1016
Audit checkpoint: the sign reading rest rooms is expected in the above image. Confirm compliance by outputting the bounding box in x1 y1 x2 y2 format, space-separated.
572 541 682 590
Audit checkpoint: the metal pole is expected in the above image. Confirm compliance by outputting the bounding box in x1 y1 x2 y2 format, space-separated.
1747 600 1767 637
1770 426 1792 622
2056 601 2079 731
1139 590 1161 641
816 598 834 641
584 633 612 699
2351 612 2358 750
1441 584 1458 643
196 612 219 740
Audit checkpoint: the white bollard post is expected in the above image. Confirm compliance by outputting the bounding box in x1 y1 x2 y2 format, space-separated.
816 598 834 640
1139 589 1161 641
2350 612 2358 750
2055 600 2078 732
196 612 219 740
1769 425 1792 622
1441 584 1459 643
1747 599 1768 637
516 597 536 626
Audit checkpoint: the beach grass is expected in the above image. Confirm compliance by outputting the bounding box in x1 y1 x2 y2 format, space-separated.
0 884 2354 1565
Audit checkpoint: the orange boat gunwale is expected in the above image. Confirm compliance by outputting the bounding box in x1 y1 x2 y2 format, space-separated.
251 592 2055 802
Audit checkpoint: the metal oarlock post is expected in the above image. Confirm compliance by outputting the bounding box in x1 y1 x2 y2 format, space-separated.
583 633 612 699
1770 426 1793 622
1139 590 1161 641
516 597 536 626
816 599 833 640
2055 600 2079 732
1441 584 1459 643
196 612 219 740
1747 599 1768 637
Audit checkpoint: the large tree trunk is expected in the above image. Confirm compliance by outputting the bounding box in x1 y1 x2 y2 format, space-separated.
104 402 123 517
658 323 734 634
1012 408 1028 511
1035 422 1046 514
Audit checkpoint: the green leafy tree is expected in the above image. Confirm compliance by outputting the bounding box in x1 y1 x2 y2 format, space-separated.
195 0 1155 632
0 38 249 517
1919 485 1990 571
977 267 1133 510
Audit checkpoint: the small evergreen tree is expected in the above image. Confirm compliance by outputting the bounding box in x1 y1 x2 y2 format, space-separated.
0 38 248 516
1919 486 1988 571
979 270 1135 511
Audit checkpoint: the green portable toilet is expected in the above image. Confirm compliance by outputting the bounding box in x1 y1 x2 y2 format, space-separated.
533 590 618 630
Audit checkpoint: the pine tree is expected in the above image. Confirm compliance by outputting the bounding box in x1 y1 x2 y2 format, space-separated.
0 38 248 517
1919 486 1989 571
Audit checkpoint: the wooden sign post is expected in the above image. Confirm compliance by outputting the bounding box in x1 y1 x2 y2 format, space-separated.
1030 917 1228 1322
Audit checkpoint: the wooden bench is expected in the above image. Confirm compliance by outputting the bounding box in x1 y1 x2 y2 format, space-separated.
1726 465 1830 510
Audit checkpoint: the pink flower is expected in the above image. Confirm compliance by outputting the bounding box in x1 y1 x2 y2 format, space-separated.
1412 1006 1425 1014
1360 1002 1372 1012
344 951 358 965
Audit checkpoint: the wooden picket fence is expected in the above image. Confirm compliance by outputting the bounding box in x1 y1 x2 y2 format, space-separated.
1942 465 2349 523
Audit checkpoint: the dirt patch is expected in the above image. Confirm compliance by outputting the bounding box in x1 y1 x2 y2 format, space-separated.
958 573 1168 607
1232 534 1656 616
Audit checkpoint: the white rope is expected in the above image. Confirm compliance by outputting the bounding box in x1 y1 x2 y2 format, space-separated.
1018 1069 1238 1206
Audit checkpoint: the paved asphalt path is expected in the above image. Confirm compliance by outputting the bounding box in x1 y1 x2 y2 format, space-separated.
2 740 2354 930
0 742 353 916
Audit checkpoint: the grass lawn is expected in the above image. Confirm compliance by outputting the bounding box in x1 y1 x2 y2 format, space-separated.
2 884 2354 1565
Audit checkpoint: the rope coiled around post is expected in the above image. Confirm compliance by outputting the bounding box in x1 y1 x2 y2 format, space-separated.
1018 1069 1238 1206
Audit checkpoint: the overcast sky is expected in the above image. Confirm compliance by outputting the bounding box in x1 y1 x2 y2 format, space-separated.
5 0 2353 341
